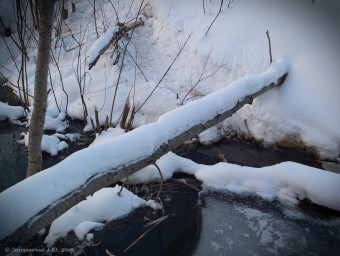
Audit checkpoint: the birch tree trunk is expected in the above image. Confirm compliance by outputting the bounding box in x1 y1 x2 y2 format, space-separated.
27 0 56 177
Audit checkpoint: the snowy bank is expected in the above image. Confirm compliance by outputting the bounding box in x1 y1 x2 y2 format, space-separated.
152 0 340 158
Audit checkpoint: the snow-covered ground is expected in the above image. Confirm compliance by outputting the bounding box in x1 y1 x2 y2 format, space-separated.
0 0 340 247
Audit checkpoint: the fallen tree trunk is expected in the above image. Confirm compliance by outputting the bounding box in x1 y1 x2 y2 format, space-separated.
88 18 144 70
0 61 288 247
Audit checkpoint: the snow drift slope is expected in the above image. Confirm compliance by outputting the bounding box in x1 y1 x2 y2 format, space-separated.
149 0 340 158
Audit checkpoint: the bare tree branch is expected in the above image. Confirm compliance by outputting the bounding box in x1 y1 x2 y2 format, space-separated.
205 0 224 36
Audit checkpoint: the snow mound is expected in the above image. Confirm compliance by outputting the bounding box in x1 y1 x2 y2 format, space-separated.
44 185 146 246
0 102 25 121
44 112 69 132
19 132 68 156
131 152 340 212
74 221 104 240
195 162 340 209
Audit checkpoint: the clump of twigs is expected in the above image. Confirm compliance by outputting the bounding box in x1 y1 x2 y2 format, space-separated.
181 48 224 105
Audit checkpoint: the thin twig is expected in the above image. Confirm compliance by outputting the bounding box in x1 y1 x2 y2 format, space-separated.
153 163 164 201
135 32 193 114
205 0 224 36
181 49 224 104
266 30 273 65
118 177 128 196
125 47 148 82
48 67 61 113
50 49 68 115
124 215 169 253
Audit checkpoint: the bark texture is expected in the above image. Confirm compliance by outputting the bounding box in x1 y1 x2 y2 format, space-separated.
1 73 287 247
27 0 56 177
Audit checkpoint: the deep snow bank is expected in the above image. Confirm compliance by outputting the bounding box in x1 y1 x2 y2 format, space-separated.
149 0 340 159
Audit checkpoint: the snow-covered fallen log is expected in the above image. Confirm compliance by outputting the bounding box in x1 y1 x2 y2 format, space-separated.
88 18 144 70
0 60 288 246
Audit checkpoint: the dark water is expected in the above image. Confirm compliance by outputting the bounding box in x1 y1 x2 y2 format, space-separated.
0 121 91 193
82 180 201 256
0 123 27 191
177 139 322 168
0 82 27 191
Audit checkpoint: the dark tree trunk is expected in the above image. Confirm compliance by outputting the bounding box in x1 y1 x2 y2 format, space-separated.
27 0 56 177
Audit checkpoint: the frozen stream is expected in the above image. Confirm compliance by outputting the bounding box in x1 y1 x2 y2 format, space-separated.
191 192 340 256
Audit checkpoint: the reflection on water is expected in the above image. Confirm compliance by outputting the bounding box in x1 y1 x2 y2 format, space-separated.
191 193 340 256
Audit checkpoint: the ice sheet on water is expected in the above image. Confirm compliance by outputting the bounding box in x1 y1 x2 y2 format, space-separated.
192 194 340 256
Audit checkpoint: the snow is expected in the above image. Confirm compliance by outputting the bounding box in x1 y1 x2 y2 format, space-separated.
86 233 94 241
43 112 68 132
0 0 340 245
146 199 162 210
44 185 146 246
141 0 340 158
0 102 25 122
90 127 125 146
18 132 68 156
54 132 81 143
73 222 104 241
199 162 340 208
130 152 340 211
87 26 119 65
